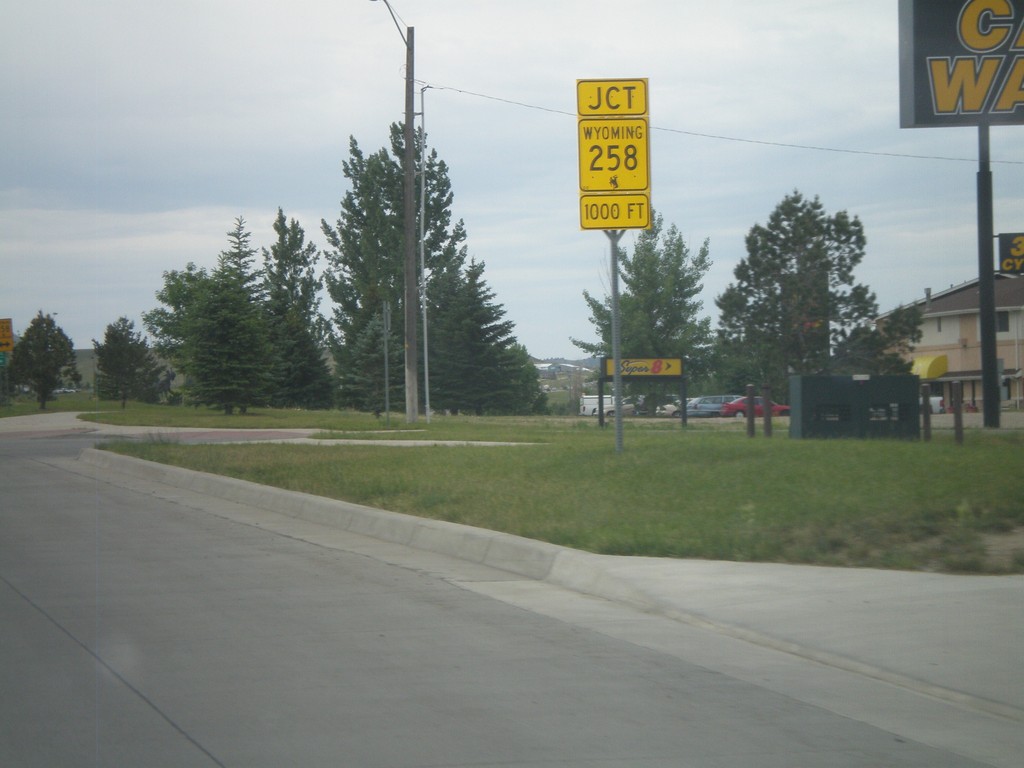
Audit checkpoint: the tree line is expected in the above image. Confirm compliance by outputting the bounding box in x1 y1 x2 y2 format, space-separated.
573 191 921 407
6 124 545 415
6 127 921 413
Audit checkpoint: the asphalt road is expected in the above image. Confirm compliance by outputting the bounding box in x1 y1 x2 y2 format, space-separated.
0 433 999 767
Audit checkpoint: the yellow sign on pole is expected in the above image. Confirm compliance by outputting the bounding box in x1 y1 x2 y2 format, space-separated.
0 318 13 353
577 78 650 230
580 194 650 231
602 357 683 378
578 119 649 192
577 79 648 117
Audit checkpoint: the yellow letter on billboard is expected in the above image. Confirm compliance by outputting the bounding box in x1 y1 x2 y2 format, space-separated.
959 0 1014 52
929 56 1002 113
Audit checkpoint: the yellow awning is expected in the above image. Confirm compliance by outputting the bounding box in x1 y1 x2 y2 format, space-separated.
912 355 948 379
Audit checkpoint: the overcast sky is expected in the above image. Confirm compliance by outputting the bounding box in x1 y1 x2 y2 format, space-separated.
3 0 1022 360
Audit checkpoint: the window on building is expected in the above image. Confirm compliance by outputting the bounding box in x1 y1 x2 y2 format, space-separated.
936 316 942 333
997 311 1009 333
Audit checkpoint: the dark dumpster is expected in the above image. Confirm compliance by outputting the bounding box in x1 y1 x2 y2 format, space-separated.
789 375 921 439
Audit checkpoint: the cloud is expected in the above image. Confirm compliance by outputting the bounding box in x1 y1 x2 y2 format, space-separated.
2 0 1022 359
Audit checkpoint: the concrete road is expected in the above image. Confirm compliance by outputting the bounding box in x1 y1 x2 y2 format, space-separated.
0 432 1009 767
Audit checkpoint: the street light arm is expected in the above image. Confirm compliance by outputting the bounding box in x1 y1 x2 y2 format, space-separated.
370 0 407 46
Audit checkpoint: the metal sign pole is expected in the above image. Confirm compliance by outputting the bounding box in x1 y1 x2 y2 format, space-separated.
977 124 1000 428
383 301 391 428
607 229 625 453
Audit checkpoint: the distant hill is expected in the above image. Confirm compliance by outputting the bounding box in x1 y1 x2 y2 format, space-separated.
74 349 97 387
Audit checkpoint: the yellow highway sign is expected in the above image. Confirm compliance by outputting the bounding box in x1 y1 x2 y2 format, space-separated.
577 79 647 117
580 194 650 230
0 318 13 353
578 118 650 193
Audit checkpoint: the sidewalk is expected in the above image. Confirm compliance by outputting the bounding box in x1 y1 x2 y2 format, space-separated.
68 441 1024 727
577 556 1024 719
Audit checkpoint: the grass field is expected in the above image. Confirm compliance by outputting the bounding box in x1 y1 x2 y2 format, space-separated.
63 400 1024 575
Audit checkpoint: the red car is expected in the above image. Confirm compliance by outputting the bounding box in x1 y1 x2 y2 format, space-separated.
719 396 790 418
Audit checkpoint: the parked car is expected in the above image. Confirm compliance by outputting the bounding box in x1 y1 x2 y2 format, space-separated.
579 395 637 416
686 395 742 418
655 399 696 417
720 396 791 418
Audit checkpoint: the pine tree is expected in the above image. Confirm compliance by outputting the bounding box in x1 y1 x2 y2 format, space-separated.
572 212 714 402
188 218 273 414
322 126 467 409
94 317 164 408
430 260 536 415
263 209 333 409
146 219 273 413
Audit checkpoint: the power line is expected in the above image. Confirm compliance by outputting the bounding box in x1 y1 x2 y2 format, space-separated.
419 80 1024 166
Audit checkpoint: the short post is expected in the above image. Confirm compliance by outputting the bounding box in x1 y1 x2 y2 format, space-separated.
762 384 773 438
383 301 391 428
952 381 964 445
921 383 932 442
680 377 688 428
745 384 756 438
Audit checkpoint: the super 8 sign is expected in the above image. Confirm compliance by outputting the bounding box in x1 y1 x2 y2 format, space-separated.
602 357 683 378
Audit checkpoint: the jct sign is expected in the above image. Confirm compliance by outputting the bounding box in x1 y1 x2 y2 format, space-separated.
577 78 651 230
899 0 1024 127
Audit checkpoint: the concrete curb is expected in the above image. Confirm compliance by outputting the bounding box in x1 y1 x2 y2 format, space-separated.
78 448 654 608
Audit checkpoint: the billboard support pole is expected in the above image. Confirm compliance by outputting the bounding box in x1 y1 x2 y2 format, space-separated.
977 125 1000 428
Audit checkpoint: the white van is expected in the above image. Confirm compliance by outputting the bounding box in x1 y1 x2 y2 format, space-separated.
579 395 635 416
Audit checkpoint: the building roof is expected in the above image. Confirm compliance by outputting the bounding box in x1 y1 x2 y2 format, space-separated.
919 275 1024 315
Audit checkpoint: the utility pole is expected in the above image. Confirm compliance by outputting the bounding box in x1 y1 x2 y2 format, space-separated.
401 25 418 423
372 0 418 423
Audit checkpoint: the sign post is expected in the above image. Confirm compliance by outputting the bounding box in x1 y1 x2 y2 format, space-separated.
899 0 1024 428
598 358 687 429
0 319 11 407
578 79 652 452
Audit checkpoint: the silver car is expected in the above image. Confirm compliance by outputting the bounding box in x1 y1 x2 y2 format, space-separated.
686 395 742 418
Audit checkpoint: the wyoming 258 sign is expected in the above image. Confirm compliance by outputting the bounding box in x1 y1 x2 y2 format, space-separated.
899 0 1024 127
577 78 651 230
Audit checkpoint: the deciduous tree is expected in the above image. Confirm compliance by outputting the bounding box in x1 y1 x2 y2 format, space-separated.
10 311 80 409
715 191 885 396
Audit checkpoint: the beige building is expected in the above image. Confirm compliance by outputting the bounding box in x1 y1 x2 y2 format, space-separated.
894 276 1024 410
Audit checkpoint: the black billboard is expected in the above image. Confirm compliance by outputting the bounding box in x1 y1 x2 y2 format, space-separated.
899 0 1024 127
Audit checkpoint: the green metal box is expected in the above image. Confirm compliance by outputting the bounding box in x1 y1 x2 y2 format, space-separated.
789 375 920 439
